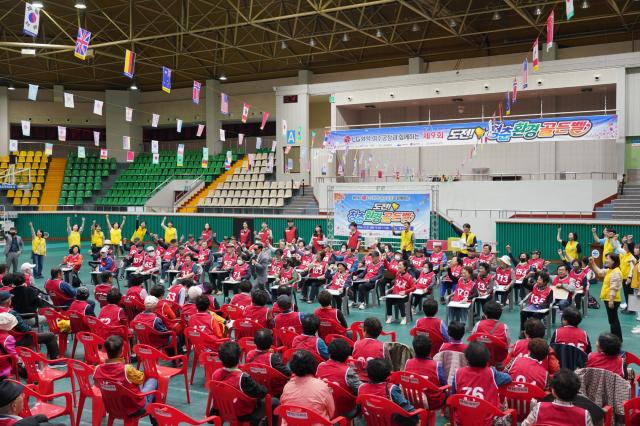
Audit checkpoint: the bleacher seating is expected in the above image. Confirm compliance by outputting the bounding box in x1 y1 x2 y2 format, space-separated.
97 151 233 207
1 151 50 207
58 154 117 207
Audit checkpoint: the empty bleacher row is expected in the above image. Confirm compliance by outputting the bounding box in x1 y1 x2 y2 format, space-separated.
2 151 50 206
58 155 117 206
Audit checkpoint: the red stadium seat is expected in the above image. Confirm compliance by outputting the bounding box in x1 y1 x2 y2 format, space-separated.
233 318 263 340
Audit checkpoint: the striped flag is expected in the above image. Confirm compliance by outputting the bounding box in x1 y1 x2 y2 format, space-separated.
74 28 91 60
546 11 554 52
505 91 511 116
522 59 529 89
192 81 201 104
532 38 539 71
566 0 574 20
220 92 228 115
123 49 136 78
512 77 518 103
241 102 250 123
162 66 171 93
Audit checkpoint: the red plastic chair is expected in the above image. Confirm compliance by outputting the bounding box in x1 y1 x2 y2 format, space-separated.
133 344 191 404
233 318 264 340
325 334 355 348
324 380 357 420
84 315 130 342
625 351 640 398
185 327 229 384
390 371 451 425
410 327 444 357
6 379 76 426
15 347 75 400
68 311 91 357
77 332 108 365
220 303 244 320
282 348 325 364
38 307 70 357
0 353 19 379
350 321 396 342
318 318 348 340
206 380 272 426
273 327 299 348
240 362 289 397
9 329 39 351
131 320 178 356
467 333 509 366
71 360 105 426
199 352 222 381
96 380 162 426
146 403 221 426
122 296 146 322
498 382 548 422
274 404 346 425
238 337 257 361
446 394 517 426
356 394 427 426
624 397 640 426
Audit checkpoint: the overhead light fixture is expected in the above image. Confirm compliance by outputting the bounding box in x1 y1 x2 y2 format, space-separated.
21 48 36 56
74 0 86 9
342 33 350 42
376 29 383 38
581 0 590 8
8 84 15 91
492 11 501 21
218 74 227 81
449 19 457 28
534 6 542 16
411 23 420 32
32 0 43 8
309 38 316 47
130 82 138 90
280 40 288 49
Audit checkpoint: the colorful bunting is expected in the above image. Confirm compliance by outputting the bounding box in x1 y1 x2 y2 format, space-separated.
220 93 229 115
546 11 554 51
28 84 38 101
566 0 574 20
64 93 74 108
45 143 53 156
127 151 135 163
152 113 159 128
23 3 40 37
522 59 529 89
219 129 225 141
58 126 66 141
532 38 539 71
282 120 287 136
74 28 91 60
9 140 18 152
123 49 136 78
100 148 108 160
93 100 103 116
197 124 205 137
311 131 317 145
162 66 172 93
93 131 100 146
241 102 250 123
192 81 201 104
21 120 30 137
176 119 182 133
260 112 269 130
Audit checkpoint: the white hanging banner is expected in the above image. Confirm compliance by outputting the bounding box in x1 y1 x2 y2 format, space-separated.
122 135 130 150
197 124 205 137
45 143 53 156
271 140 277 152
125 107 133 122
21 120 30 136
58 126 66 142
266 154 274 172
152 113 160 127
28 84 38 101
238 133 244 145
256 137 262 149
64 92 74 108
93 131 100 146
100 148 108 160
9 140 18 152
176 119 183 133
282 119 287 136
152 153 159 165
78 146 85 159
93 100 103 116
219 129 225 141
151 140 159 154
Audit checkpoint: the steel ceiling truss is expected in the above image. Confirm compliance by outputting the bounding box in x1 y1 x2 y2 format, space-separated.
0 0 637 90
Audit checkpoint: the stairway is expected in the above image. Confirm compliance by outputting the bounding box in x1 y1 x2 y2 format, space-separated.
84 163 127 207
284 190 319 214
39 157 67 211
597 184 640 220
178 158 245 213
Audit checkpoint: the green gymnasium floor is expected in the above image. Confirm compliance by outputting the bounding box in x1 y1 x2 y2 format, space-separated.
14 242 640 425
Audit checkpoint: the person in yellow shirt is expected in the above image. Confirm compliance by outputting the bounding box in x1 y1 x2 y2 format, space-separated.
90 220 105 260
589 253 623 342
556 227 581 262
161 216 178 244
131 217 147 242
392 221 414 259
591 227 621 261
452 222 476 256
28 221 46 279
66 216 85 249
105 214 127 257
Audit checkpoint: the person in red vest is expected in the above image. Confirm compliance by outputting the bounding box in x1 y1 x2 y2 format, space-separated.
44 267 76 308
93 335 158 420
273 295 303 334
67 287 96 317
384 260 415 325
586 333 628 378
551 307 592 354
99 288 128 327
438 321 467 353
132 296 171 348
239 221 252 248
124 274 148 305
347 222 361 252
519 271 553 332
243 289 273 328
471 301 510 348
447 265 477 325
415 298 450 349
352 317 386 381
149 285 177 321
354 251 385 310
522 369 593 425
187 296 225 338
291 314 329 360
230 280 253 312
404 334 447 387
245 328 291 379
316 337 362 395
255 222 273 247
508 338 550 389
315 290 349 331
165 279 186 308
284 219 298 244
503 318 559 375
412 262 436 313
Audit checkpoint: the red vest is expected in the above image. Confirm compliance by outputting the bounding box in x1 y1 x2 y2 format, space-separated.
529 258 545 271
274 311 303 334
353 338 384 380
230 293 252 311
445 265 462 281
317 360 351 393
404 358 440 387
315 307 340 325
530 285 552 305
128 246 138 257
415 317 445 348
258 229 272 246
188 312 215 334
125 286 145 305
462 257 479 269
586 352 625 377
555 326 589 352
534 402 589 426
416 272 434 290
101 257 117 272
474 319 508 347
239 229 251 246
94 284 113 304
93 362 144 409
439 342 467 353
479 253 494 263
570 269 589 291
166 285 184 306
358 382 389 399
222 253 237 270
476 274 492 294
210 368 255 416
347 231 360 250
142 255 159 272
328 272 349 290
299 254 313 269
308 262 327 279
494 268 512 286
343 255 357 269
246 350 273 366
131 251 144 267
162 246 178 262
179 262 197 279
231 263 249 281
391 272 415 294
68 300 89 316
244 305 269 327
132 312 168 347
363 262 383 280
429 252 445 267
181 303 197 321
291 334 322 358
195 248 210 264
410 256 427 270
279 268 294 285
44 279 74 305
451 278 475 302
509 356 548 388
99 304 126 326
284 227 297 244
454 366 501 407
311 235 324 253
515 264 529 282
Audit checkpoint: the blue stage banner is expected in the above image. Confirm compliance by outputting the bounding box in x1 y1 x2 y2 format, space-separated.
333 192 430 239
326 115 617 149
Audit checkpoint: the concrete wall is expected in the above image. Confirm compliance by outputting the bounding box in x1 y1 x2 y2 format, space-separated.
145 179 199 212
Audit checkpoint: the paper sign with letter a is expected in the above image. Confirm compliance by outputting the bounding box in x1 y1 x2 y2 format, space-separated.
286 129 296 145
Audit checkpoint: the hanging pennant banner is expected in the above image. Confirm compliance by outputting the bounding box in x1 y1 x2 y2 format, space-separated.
532 38 539 71
241 103 250 123
162 66 172 93
224 150 232 169
177 144 184 167
284 145 292 154
176 119 183 133
566 0 574 20
123 49 136 78
238 133 244 145
287 158 294 172
177 144 185 155
271 140 277 152
256 137 262 149
28 84 38 101
21 120 30 137
546 11 554 51
100 148 108 160
45 143 53 156
219 129 225 141
197 124 205 137
122 136 130 150
297 127 302 143
522 59 529 89
337 164 344 176
202 147 209 168
125 107 133 122
152 152 159 165
74 27 91 60
152 113 159 128
260 111 269 130
282 120 288 137
311 130 317 145
266 154 274 173
93 100 103 116
9 140 18 152
78 146 85 159
512 78 518 103
64 92 74 108
58 126 66 142
23 3 40 37
127 151 135 163
220 93 229 115
151 140 159 154
248 153 255 169
93 131 100 146
192 81 201 104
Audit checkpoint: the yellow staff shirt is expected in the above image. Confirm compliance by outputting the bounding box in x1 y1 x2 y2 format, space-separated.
565 240 579 261
91 230 105 248
31 236 46 255
460 232 475 255
400 230 414 252
110 228 122 245
132 227 147 241
68 231 81 248
601 267 622 302
164 227 177 244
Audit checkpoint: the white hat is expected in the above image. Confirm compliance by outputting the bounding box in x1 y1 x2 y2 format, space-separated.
187 286 202 301
144 296 159 309
498 255 511 266
104 240 111 245
0 312 18 331
20 262 36 271
433 241 442 247
100 247 109 254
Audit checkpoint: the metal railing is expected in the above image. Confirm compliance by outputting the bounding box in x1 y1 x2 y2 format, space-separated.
446 208 596 220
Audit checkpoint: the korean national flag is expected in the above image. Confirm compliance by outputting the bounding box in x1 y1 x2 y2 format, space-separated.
23 3 40 37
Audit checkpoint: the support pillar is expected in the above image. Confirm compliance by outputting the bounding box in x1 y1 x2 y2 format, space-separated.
205 79 222 155
408 57 424 74
105 90 142 163
276 86 310 182
0 87 9 156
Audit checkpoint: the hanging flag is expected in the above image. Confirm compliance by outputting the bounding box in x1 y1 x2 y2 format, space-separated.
241 103 250 123
202 147 209 168
152 113 159 128
27 84 38 101
100 148 108 160
64 93 74 108
282 120 288 137
297 127 302 143
45 143 53 156
271 140 277 152
219 129 225 141
311 131 317 145
58 126 66 142
285 145 292 155
256 137 262 149
260 112 269 130
126 151 135 163
93 100 103 116
122 135 130 150
123 49 136 78
266 154 274 173
224 150 232 169
566 0 574 20
176 119 183 133
21 120 30 137
522 59 529 89
192 81 201 104
512 77 518 103
248 153 255 170
546 11 554 52
177 144 184 167
220 93 229 115
532 38 539 71
151 140 159 154
74 28 91 60
93 131 100 146
9 140 18 152
125 107 133 122
162 66 172 93
238 133 244 145
197 124 205 137
152 153 159 165
78 146 86 159
23 3 40 37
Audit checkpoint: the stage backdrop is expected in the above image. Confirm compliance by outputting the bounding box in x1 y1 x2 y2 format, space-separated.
333 192 431 239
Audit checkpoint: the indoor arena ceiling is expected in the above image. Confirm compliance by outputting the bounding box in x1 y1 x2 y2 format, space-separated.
0 0 639 90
